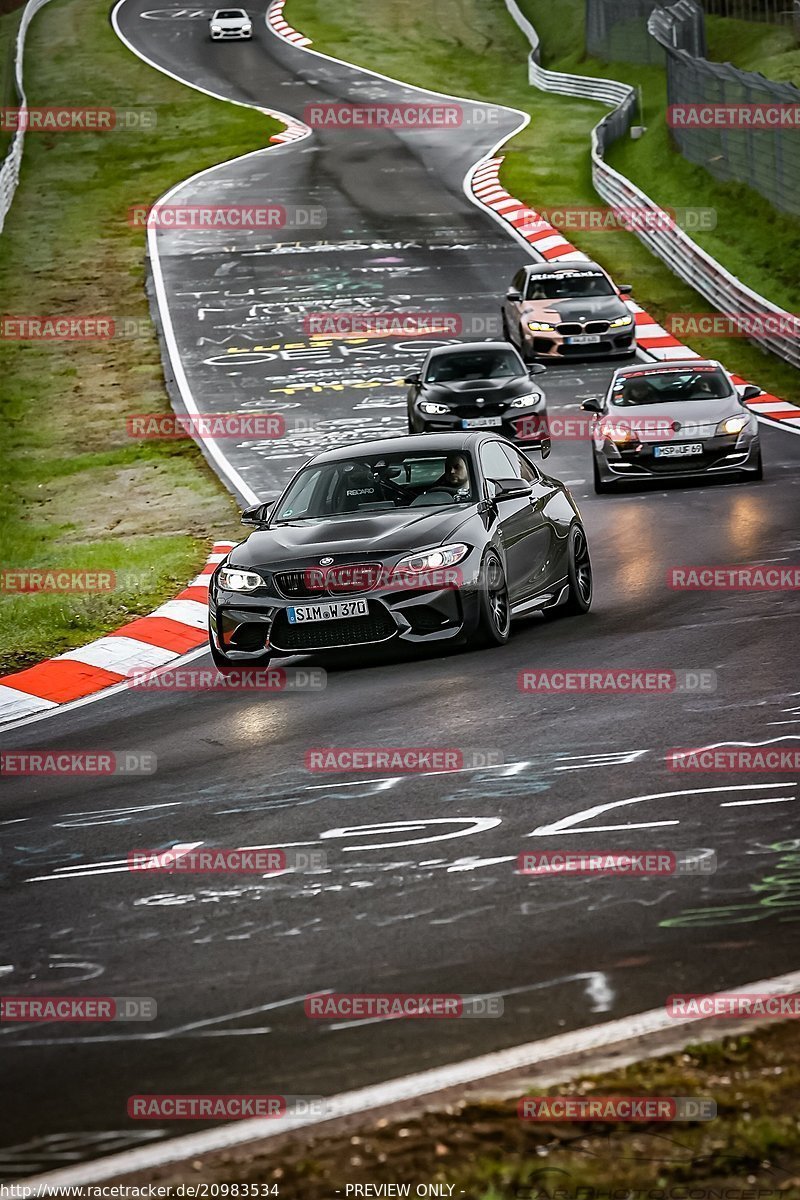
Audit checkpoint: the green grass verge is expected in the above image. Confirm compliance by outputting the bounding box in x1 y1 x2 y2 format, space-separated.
519 0 800 315
118 1022 800 1195
286 0 799 410
0 0 282 673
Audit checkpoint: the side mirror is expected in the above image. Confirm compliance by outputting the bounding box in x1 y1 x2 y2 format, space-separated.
737 383 762 403
241 501 274 526
490 477 533 501
528 437 551 459
404 372 422 385
581 396 603 413
506 288 522 302
618 284 633 295
528 362 546 375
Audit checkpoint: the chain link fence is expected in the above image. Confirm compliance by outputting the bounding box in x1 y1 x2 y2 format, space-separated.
586 0 707 62
701 0 797 26
649 6 800 216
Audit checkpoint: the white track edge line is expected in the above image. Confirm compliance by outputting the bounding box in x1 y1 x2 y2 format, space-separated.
23 967 800 1185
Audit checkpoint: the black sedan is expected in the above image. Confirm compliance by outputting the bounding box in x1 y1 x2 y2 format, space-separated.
208 433 592 669
405 342 550 448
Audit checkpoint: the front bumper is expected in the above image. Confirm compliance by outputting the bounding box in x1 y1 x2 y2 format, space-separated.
208 571 484 662
210 27 252 38
413 407 550 446
593 430 761 484
522 327 636 360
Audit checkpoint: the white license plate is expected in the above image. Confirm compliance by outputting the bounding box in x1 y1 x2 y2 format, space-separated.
287 600 369 623
654 443 703 458
566 334 601 345
461 416 502 428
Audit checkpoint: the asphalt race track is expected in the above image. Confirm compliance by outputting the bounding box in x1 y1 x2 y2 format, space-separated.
1 1 799 1180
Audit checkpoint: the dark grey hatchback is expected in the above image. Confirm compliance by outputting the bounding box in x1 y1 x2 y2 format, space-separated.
208 433 592 670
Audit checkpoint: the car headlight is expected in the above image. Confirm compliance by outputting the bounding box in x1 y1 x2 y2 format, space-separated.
609 314 634 328
599 419 634 445
395 544 469 573
510 392 542 408
717 414 751 436
218 566 263 592
242 23 251 30
527 321 555 332
419 401 449 415
211 23 221 31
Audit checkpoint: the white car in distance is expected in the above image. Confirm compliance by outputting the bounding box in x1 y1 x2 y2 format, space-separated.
209 8 252 40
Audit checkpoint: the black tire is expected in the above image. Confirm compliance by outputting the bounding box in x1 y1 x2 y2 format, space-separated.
593 456 614 494
750 448 763 481
559 524 594 616
473 551 511 647
501 311 512 342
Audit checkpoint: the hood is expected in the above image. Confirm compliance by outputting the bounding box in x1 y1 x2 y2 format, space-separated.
229 507 474 569
520 296 628 324
422 375 539 406
607 394 744 436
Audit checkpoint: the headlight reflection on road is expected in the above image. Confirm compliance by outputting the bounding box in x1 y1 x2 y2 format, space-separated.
606 506 660 600
725 492 769 558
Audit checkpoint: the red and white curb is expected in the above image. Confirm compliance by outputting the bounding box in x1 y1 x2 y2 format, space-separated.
469 157 800 432
0 542 234 727
266 0 311 48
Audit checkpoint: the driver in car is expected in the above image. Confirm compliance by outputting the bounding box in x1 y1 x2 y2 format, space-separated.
435 453 472 498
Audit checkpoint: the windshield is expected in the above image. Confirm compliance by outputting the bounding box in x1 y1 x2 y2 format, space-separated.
425 349 523 383
524 271 614 300
611 366 732 407
216 10 245 16
273 451 477 521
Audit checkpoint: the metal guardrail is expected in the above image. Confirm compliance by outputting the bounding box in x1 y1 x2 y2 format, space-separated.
0 0 52 235
503 0 800 370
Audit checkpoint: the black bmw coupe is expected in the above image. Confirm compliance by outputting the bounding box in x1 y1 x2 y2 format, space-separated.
208 433 592 669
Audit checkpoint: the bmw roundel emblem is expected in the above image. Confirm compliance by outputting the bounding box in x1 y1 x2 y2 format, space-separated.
320 557 334 566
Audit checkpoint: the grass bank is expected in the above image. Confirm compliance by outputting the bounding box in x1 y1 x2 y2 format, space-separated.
0 0 281 673
286 0 799 407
